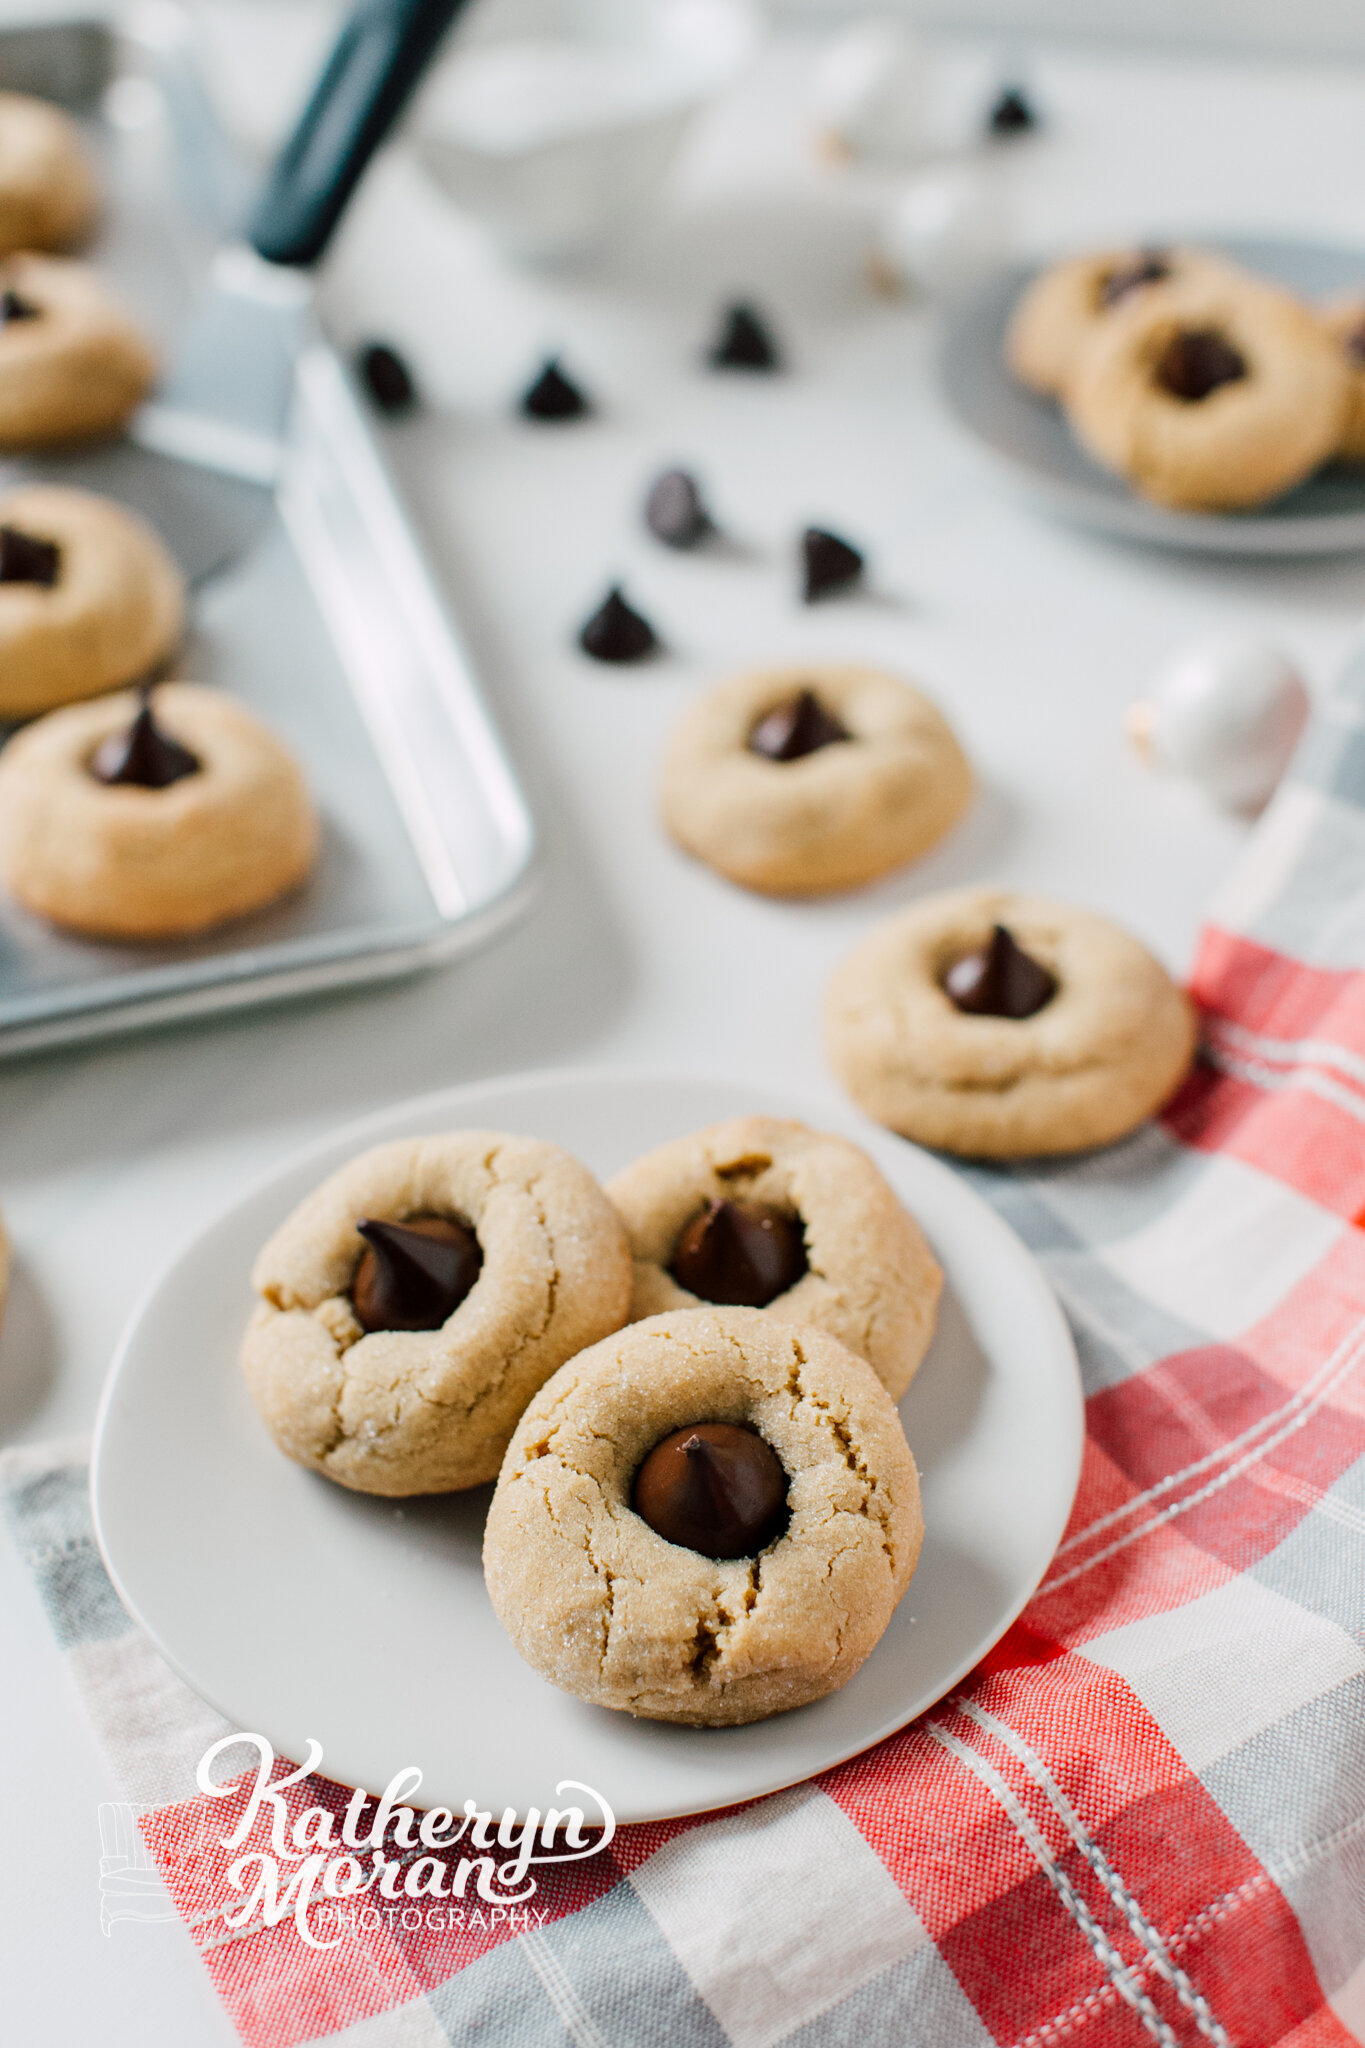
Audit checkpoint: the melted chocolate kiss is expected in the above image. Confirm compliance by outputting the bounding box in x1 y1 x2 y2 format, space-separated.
802 526 863 603
578 585 659 663
1344 320 1365 367
645 469 710 549
351 1215 483 1334
0 287 38 324
670 1199 807 1308
0 525 59 585
709 302 781 372
1156 328 1246 402
987 85 1037 135
521 357 591 420
91 696 200 789
358 342 416 414
633 1421 789 1559
944 924 1057 1019
748 689 850 762
1099 250 1170 308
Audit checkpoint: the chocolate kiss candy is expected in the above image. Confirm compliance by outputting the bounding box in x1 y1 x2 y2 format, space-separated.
709 302 781 372
633 1421 789 1559
987 85 1037 135
521 357 591 420
801 527 863 603
357 342 416 414
0 287 38 324
351 1215 483 1334
944 924 1057 1019
748 689 849 762
0 525 59 585
578 585 658 663
645 469 711 549
91 696 200 789
1099 250 1170 308
670 1198 807 1307
1156 328 1246 402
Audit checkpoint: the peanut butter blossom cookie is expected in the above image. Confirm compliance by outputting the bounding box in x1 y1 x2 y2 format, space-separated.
606 1115 940 1400
826 886 1197 1158
1321 298 1365 462
483 1305 923 1725
660 662 972 895
0 254 155 447
242 1132 633 1496
0 683 317 939
0 485 183 716
1005 244 1242 398
0 92 97 256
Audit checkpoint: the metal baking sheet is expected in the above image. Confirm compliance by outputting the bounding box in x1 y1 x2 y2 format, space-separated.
0 13 537 1057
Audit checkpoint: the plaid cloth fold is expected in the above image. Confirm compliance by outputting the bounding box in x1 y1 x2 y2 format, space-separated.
8 649 1365 2048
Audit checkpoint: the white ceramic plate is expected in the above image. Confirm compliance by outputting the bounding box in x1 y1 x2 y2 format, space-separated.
941 235 1365 555
92 1069 1081 1826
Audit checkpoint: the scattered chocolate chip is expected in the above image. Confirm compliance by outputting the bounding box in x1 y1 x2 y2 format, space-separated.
0 525 59 586
0 287 38 324
357 342 416 414
633 1421 789 1559
801 526 863 602
1155 327 1246 402
709 302 781 372
943 924 1057 1019
987 85 1037 136
521 356 591 420
670 1198 807 1307
578 584 658 663
749 689 850 762
645 469 711 549
351 1214 482 1334
91 694 200 789
1099 250 1170 308
1344 320 1365 366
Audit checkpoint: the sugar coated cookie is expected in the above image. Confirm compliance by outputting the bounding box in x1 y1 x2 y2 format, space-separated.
0 485 183 716
484 1305 923 1725
242 1132 633 1496
1006 244 1241 397
0 254 154 447
606 1115 940 1400
0 92 97 255
1065 277 1348 511
1321 298 1365 462
826 886 1197 1158
660 662 972 895
0 683 317 939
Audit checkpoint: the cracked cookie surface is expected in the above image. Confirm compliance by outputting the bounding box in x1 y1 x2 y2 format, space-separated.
606 1115 940 1400
826 885 1196 1158
242 1131 633 1496
484 1305 923 1726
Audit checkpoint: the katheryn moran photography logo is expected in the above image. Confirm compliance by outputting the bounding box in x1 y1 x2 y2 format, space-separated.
98 1733 615 1951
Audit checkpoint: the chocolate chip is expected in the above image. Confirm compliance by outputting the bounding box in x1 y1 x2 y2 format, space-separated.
708 302 781 372
0 525 59 586
801 527 863 602
1099 250 1170 308
578 585 658 663
0 288 38 324
987 85 1037 135
645 469 711 549
351 1215 482 1334
670 1198 807 1307
1155 328 1246 402
357 342 416 414
632 1421 789 1559
1344 320 1365 367
521 357 591 420
943 924 1056 1019
91 694 199 789
749 689 849 762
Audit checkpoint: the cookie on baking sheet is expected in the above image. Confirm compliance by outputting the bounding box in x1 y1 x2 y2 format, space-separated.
606 1114 940 1400
483 1305 923 1726
1064 276 1348 511
0 253 155 447
660 662 972 896
826 886 1197 1159
1006 244 1243 398
0 683 318 939
1320 298 1365 462
0 485 183 716
0 92 97 255
242 1132 633 1497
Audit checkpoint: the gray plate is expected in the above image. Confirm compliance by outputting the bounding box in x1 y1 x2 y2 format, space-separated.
940 236 1365 555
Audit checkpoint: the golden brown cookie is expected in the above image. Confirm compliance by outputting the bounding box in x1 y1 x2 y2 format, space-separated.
826 886 1197 1158
1006 244 1242 398
606 1115 940 1400
0 253 154 447
660 663 972 896
242 1132 634 1497
484 1305 923 1725
0 92 97 255
1064 276 1348 511
0 485 183 716
1321 298 1365 462
0 684 317 939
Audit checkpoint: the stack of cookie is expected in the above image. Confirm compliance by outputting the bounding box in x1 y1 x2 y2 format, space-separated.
1006 241 1365 511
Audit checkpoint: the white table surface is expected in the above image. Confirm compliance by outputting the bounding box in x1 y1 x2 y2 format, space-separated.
6 20 1365 2044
